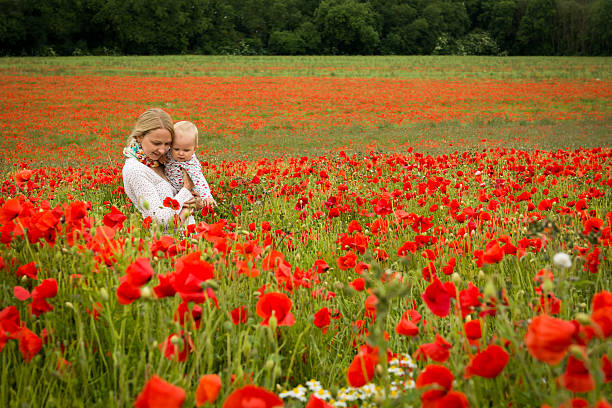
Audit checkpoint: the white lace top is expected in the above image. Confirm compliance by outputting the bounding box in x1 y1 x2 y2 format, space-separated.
122 158 194 227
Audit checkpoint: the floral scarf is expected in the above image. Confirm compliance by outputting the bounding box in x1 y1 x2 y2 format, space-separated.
123 139 160 168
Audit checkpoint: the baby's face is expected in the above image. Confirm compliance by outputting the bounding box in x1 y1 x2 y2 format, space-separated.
171 132 196 162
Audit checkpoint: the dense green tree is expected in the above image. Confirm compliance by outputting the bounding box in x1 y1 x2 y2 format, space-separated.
516 0 556 54
314 0 380 54
0 0 609 55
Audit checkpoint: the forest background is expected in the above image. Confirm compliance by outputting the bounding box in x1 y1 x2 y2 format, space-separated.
1 0 610 57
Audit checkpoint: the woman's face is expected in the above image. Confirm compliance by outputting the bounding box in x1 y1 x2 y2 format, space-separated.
137 128 172 161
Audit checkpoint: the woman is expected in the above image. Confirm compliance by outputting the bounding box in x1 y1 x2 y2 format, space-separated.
122 108 203 227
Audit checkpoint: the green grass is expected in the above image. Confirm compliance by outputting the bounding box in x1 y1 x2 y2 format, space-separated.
1 55 610 80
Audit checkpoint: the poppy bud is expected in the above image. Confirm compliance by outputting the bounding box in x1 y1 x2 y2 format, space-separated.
223 321 233 332
268 313 278 331
65 302 74 310
140 287 152 299
242 339 251 356
265 359 275 371
568 345 587 362
99 288 109 301
483 279 497 300
170 334 183 348
142 200 150 210
452 272 461 285
541 278 554 293
273 366 282 377
203 280 219 291
575 313 592 326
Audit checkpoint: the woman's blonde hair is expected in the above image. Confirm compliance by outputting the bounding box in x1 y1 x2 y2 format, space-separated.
127 108 174 145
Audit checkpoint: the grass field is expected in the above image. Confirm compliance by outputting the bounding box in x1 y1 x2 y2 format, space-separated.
0 56 611 408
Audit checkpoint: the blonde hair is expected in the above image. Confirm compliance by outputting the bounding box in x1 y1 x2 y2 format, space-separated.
127 108 174 146
174 120 199 149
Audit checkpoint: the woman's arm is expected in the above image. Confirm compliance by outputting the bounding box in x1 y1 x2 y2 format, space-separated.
123 166 193 227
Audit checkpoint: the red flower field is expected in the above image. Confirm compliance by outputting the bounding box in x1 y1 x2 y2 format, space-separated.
0 56 610 407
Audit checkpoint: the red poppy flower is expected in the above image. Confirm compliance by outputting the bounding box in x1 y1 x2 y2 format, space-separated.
350 277 365 291
314 307 331 333
256 292 295 327
422 277 451 317
337 251 357 270
160 332 193 362
195 374 221 406
416 364 454 404
465 344 509 378
230 306 248 325
482 240 504 264
162 197 180 210
16 262 38 280
123 258 154 287
602 355 612 383
134 375 186 408
12 327 42 363
305 394 334 408
395 310 420 337
222 385 282 408
0 197 22 224
14 286 31 301
116 281 141 305
347 348 378 387
558 353 595 393
153 273 176 298
415 334 452 362
464 319 482 346
591 290 612 338
524 314 577 364
102 206 127 230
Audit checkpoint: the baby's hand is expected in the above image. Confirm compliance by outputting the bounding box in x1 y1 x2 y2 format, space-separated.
204 197 217 207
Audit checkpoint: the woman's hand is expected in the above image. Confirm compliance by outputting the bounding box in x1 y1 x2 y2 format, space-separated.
203 197 217 207
182 169 195 191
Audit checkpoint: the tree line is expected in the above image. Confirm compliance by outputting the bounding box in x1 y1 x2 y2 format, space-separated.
1 0 610 56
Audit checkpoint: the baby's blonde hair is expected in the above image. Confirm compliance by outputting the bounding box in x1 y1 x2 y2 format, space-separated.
127 108 174 146
174 121 199 149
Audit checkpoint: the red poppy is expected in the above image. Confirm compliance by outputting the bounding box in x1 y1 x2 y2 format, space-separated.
558 353 595 393
482 240 504 264
337 251 357 270
464 319 482 347
305 394 334 408
465 344 509 378
350 277 365 291
230 306 248 325
591 290 612 338
153 273 176 298
14 286 31 301
102 206 127 230
123 258 154 287
195 374 221 406
524 315 577 364
422 277 451 317
16 262 38 280
222 385 282 408
602 355 612 383
162 197 180 210
0 197 22 224
256 292 295 327
395 310 420 337
134 375 186 408
314 307 331 333
116 281 141 305
12 327 42 363
160 332 193 362
416 364 454 406
415 334 452 362
347 348 378 387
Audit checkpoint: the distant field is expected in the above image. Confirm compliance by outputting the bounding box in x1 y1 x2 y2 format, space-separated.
0 56 610 169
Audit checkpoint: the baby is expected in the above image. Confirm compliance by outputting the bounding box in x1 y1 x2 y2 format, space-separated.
164 121 216 206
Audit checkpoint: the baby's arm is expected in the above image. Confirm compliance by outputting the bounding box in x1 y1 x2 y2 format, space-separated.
183 157 213 201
